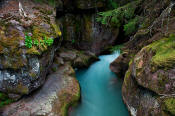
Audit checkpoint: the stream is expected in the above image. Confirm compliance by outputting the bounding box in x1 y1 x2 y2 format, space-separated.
70 51 129 116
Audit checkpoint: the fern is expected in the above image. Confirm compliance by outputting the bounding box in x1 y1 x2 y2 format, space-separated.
96 0 141 28
124 17 139 35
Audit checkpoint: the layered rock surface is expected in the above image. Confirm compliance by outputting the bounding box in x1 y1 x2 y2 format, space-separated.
1 64 80 116
110 0 175 115
0 0 61 99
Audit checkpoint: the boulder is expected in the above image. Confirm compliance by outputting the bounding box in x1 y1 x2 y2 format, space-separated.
0 0 61 99
50 48 99 73
110 52 129 78
122 34 175 116
0 64 80 116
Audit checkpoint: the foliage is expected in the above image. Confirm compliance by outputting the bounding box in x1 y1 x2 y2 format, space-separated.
25 33 54 48
0 93 14 107
110 44 123 52
72 39 75 44
124 7 135 19
96 0 141 28
34 39 39 46
96 0 141 30
107 0 119 9
124 17 138 35
44 36 54 46
25 34 33 48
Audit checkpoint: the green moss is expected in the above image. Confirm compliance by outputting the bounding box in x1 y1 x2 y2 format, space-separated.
148 34 175 70
163 98 175 115
0 92 14 107
52 23 62 37
124 69 131 86
59 84 80 116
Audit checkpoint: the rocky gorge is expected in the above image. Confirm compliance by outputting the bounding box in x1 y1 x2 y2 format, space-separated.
0 0 175 116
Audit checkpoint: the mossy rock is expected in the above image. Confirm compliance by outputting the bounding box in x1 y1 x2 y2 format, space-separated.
163 98 175 115
0 0 62 100
148 34 175 70
124 69 131 86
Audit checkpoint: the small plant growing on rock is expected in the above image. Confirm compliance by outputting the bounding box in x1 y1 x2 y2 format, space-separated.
34 39 39 46
40 40 44 47
25 34 33 48
44 36 54 46
24 33 54 48
72 39 75 44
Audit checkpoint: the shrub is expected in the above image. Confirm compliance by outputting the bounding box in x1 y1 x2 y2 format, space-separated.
124 17 138 35
96 0 141 27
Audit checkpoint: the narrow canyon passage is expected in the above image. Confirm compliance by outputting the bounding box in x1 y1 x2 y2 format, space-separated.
70 51 129 116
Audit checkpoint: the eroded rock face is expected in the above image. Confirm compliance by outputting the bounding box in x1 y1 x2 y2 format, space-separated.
1 64 80 116
0 0 61 99
108 1 175 115
110 0 171 77
62 14 119 55
122 35 175 116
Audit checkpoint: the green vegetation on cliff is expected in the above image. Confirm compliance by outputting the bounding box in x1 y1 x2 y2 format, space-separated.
107 0 119 9
25 33 54 49
96 0 141 35
124 17 139 35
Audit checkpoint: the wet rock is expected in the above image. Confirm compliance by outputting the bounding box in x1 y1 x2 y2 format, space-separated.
109 0 171 77
50 48 99 73
59 50 77 61
110 52 129 78
133 36 175 95
0 0 61 98
1 64 80 116
62 14 119 55
122 71 162 116
122 34 175 115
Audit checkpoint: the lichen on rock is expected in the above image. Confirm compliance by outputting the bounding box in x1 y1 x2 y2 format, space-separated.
0 0 61 100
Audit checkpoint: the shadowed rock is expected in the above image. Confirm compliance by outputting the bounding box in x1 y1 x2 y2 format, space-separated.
1 64 80 116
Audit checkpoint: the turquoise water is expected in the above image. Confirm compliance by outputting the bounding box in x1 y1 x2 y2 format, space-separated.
70 51 129 116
